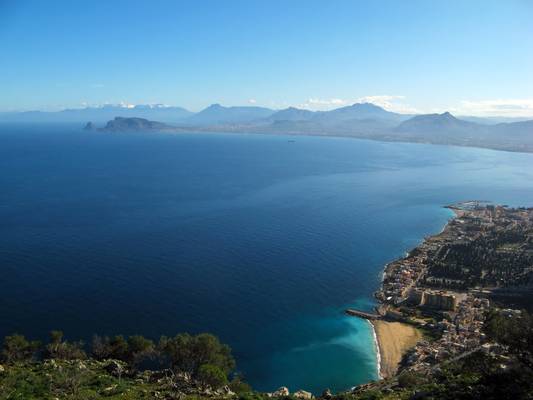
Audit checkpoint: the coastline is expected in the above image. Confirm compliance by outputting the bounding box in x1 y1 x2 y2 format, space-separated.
368 320 382 380
122 125 533 156
370 320 422 378
369 205 458 379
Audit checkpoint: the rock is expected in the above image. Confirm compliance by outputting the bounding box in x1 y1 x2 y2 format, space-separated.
104 360 124 377
0 364 4 373
321 389 332 399
103 384 117 392
148 369 173 383
215 385 235 396
44 359 58 369
83 121 95 131
294 389 313 399
175 371 192 382
273 387 290 397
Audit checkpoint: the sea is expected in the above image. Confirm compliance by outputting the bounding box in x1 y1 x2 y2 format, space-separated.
2 124 533 394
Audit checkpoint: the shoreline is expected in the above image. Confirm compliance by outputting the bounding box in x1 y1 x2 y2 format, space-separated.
368 320 382 380
370 320 422 378
203 131 533 156
369 205 459 379
89 125 533 156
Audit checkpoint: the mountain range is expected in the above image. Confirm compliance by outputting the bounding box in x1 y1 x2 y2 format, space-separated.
2 102 533 153
0 104 193 123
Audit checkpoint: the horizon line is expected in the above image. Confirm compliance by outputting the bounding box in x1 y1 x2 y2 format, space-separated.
2 101 533 120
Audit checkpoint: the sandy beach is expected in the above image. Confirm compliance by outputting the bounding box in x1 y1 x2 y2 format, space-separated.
371 320 422 378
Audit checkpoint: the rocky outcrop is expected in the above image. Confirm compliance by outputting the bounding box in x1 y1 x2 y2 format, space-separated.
104 360 125 377
272 386 290 397
99 117 173 132
83 121 95 130
294 389 314 399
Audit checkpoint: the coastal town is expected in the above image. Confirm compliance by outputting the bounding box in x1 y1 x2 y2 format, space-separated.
349 202 533 381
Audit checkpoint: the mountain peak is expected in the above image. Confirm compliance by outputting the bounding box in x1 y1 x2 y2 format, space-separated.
441 111 455 119
317 102 400 122
396 111 478 135
352 102 384 109
187 103 275 125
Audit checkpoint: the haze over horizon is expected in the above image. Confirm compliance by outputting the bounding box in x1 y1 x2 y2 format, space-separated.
1 0 533 117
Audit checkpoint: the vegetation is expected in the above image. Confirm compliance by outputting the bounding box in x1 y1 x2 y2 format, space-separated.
1 310 533 399
0 330 242 400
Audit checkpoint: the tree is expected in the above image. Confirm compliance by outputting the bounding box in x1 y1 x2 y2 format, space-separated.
91 335 111 360
91 334 154 367
127 335 154 366
228 374 252 394
45 330 86 360
398 370 425 388
158 333 235 378
485 309 533 370
108 335 129 360
197 364 228 389
91 335 129 360
1 334 41 363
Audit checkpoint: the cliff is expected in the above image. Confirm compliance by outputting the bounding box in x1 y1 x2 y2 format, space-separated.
98 117 176 132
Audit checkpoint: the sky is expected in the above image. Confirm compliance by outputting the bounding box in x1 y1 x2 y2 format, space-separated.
1 0 533 116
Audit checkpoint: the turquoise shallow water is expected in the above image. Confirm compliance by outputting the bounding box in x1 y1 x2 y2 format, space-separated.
1 126 533 393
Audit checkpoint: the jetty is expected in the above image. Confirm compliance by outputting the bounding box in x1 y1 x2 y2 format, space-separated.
345 309 381 320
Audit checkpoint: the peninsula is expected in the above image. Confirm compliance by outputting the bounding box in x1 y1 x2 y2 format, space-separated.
348 202 533 381
84 117 181 133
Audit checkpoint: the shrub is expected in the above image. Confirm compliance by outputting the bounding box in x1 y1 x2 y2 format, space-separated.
1 334 41 363
45 330 86 360
398 371 424 388
158 333 235 377
229 375 253 394
197 363 228 389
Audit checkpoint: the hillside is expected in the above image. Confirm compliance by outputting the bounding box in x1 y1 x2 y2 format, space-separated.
185 104 275 125
96 117 176 132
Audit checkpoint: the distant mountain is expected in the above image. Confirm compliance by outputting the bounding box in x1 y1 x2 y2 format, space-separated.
7 101 533 153
185 104 275 125
496 119 533 136
267 107 315 122
98 117 175 132
459 115 533 125
396 112 478 133
256 103 408 134
315 102 408 123
390 112 533 151
0 104 193 123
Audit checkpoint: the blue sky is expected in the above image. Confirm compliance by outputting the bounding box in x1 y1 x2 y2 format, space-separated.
1 0 532 116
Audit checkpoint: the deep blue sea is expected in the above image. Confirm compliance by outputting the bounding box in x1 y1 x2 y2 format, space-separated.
2 125 533 394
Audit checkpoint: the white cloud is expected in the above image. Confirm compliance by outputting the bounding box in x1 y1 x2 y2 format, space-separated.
455 99 533 117
248 98 257 104
118 101 135 109
296 95 419 114
356 95 419 114
297 98 348 110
